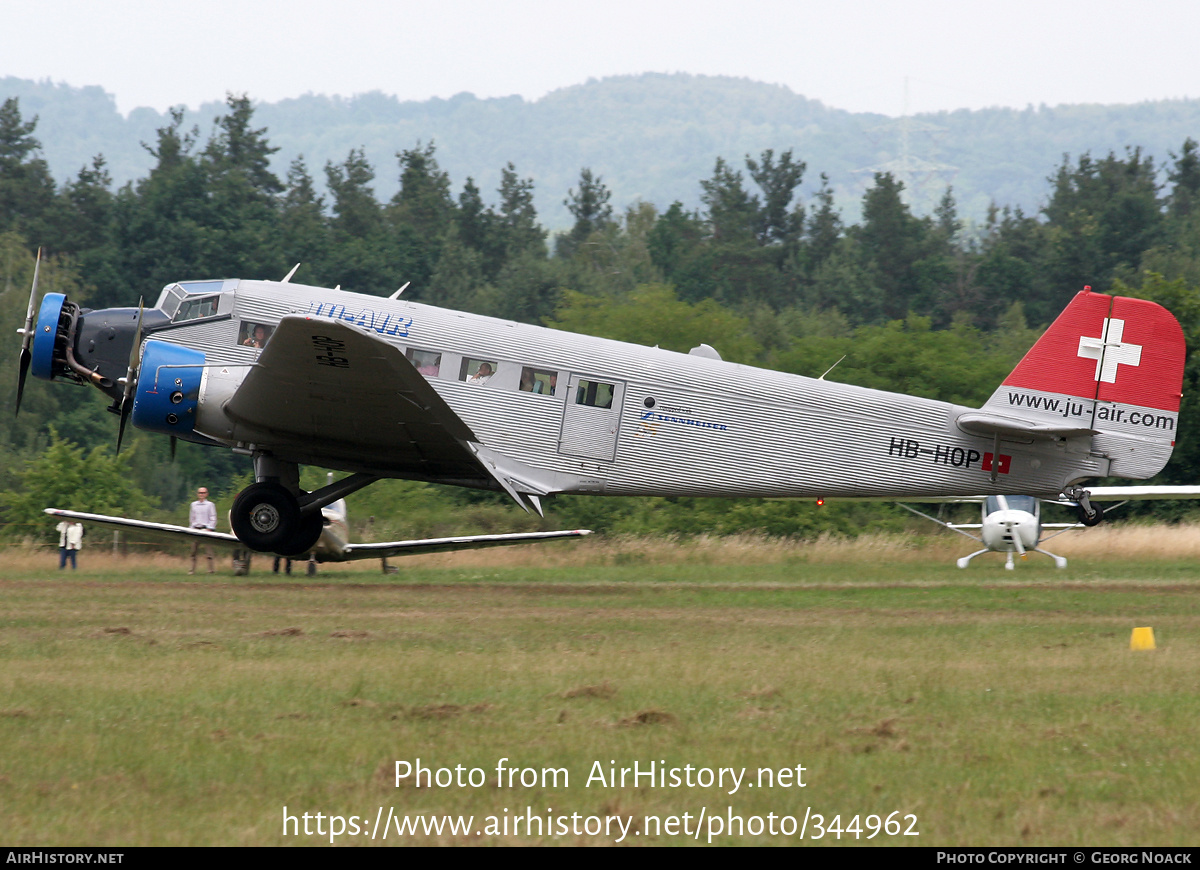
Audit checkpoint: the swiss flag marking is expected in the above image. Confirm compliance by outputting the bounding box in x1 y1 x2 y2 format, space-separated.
1077 317 1142 383
982 452 1011 474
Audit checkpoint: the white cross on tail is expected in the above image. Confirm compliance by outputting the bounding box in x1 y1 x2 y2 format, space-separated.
1077 318 1142 383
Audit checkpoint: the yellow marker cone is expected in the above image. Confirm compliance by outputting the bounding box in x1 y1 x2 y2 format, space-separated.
1130 627 1156 651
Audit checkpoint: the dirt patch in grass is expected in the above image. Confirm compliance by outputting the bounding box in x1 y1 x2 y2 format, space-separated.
618 709 676 727
561 682 617 700
403 703 494 720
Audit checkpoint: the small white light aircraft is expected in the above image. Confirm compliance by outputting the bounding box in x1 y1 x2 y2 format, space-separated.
15 260 1186 556
898 486 1200 569
42 502 588 575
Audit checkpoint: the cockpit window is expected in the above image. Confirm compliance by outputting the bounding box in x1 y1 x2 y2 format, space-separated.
159 287 185 319
176 280 227 295
173 295 221 323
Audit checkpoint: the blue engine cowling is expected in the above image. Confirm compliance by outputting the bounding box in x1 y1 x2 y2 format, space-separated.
130 340 207 439
30 292 67 380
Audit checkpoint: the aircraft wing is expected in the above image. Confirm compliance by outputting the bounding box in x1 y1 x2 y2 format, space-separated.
44 508 242 549
1078 485 1200 501
336 529 593 561
897 485 1200 506
45 508 591 562
222 316 487 482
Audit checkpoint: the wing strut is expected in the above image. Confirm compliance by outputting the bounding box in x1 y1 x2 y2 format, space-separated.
895 503 982 542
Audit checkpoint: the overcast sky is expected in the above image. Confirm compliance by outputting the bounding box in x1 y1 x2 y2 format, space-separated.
5 0 1199 117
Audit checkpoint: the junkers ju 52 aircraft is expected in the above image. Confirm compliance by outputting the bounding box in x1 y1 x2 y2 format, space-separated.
897 486 1200 570
15 257 1186 558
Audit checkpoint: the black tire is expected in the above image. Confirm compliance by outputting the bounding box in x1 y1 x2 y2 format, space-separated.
231 482 299 553
1077 504 1104 527
276 510 324 557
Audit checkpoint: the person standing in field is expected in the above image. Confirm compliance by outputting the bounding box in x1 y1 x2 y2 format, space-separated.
56 520 83 569
189 487 218 575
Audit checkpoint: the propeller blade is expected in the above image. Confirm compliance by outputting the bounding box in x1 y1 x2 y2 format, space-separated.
169 436 177 461
15 349 31 417
1009 523 1027 558
14 249 42 417
115 298 145 454
116 404 131 454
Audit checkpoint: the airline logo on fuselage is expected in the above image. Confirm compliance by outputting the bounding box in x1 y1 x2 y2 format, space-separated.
639 410 729 432
307 301 413 337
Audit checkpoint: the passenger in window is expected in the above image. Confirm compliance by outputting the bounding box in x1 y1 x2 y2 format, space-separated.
521 367 556 395
409 349 440 376
242 323 270 348
467 362 494 385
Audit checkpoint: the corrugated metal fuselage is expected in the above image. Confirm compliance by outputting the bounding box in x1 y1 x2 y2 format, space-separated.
158 280 1107 501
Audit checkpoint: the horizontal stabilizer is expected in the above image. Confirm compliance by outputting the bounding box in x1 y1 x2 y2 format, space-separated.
956 411 1095 441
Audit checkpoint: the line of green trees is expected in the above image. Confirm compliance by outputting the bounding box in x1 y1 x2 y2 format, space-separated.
4 93 1200 542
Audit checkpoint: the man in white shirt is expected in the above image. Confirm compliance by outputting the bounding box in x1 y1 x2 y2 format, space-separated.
467 362 494 385
56 520 83 569
189 487 218 575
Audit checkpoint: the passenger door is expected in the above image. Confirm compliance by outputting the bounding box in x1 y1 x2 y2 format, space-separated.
558 374 625 462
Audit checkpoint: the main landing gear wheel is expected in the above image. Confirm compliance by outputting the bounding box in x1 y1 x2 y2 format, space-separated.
276 510 323 558
1076 504 1104 527
231 482 300 553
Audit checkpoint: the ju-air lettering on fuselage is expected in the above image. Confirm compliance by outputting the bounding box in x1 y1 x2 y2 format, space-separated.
306 300 413 338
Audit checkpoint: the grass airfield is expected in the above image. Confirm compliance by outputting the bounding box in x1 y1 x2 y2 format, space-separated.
1 528 1199 846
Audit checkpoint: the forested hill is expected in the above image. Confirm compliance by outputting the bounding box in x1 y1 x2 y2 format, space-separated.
6 72 1200 227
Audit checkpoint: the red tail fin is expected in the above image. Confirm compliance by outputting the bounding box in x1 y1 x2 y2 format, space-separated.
980 288 1184 479
1001 289 1184 413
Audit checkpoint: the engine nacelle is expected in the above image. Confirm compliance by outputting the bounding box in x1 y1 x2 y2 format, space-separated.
130 341 206 439
31 292 69 380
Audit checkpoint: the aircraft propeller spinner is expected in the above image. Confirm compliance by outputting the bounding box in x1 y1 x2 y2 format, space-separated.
115 297 145 453
14 248 42 417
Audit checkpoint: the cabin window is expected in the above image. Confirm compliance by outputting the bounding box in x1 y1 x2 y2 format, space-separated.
173 294 220 323
239 322 274 348
520 367 557 395
407 348 442 377
460 358 497 385
574 379 614 409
